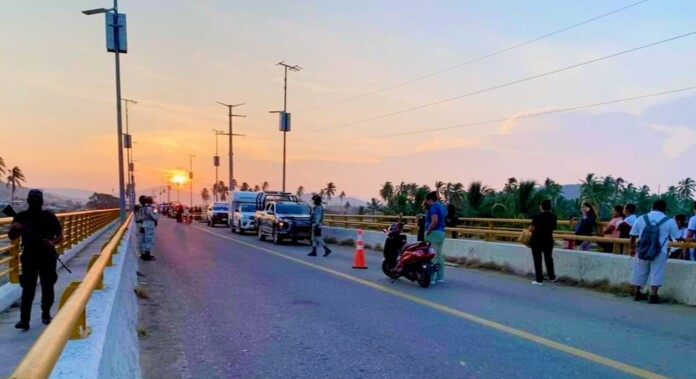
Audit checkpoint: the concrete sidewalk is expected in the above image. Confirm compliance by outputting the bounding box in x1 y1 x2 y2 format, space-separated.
0 223 118 378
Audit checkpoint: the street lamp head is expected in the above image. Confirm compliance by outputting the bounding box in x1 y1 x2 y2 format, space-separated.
82 8 111 15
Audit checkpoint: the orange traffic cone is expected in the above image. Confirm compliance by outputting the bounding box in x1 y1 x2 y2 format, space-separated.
352 229 368 269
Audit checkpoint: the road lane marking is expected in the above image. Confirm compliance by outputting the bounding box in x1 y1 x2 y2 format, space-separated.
192 225 668 379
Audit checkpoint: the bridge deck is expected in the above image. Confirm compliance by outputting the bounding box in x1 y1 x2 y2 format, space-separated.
0 223 118 378
138 219 695 378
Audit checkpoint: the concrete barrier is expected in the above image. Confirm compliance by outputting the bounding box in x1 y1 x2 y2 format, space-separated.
50 222 141 379
324 227 696 305
0 220 118 314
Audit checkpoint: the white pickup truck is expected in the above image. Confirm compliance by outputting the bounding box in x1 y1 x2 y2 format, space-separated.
230 191 260 234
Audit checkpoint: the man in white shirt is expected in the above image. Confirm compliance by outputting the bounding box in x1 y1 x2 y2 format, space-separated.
685 202 696 261
629 200 681 304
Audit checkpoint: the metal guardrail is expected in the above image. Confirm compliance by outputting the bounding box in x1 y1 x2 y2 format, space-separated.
0 209 120 285
10 212 133 379
324 214 696 254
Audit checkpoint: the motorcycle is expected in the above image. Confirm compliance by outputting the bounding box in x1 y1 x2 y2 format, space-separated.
381 218 438 288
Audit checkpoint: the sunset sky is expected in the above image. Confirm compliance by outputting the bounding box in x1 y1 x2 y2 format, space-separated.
3 0 696 200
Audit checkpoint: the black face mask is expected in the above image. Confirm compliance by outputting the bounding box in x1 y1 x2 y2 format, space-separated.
27 197 43 210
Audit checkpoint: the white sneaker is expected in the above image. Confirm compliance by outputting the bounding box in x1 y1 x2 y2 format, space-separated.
436 280 444 284
430 280 437 285
532 281 543 286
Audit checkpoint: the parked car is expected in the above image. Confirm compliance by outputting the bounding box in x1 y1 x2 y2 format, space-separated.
232 203 257 234
207 202 230 227
256 201 312 244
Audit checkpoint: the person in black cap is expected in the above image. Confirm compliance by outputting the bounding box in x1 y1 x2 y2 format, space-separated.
308 194 332 257
8 189 63 330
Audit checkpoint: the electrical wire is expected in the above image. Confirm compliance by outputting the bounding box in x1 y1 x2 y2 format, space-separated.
297 0 650 113
301 85 696 142
294 30 696 136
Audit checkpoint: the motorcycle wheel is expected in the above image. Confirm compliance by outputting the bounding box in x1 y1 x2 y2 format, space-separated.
417 270 431 288
381 261 400 279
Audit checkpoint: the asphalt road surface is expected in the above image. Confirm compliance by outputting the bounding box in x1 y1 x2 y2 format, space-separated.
137 218 696 379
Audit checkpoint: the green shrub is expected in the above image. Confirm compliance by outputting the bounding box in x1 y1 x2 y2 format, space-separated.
323 237 338 244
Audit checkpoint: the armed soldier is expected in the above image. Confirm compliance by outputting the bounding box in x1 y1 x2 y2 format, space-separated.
9 190 63 330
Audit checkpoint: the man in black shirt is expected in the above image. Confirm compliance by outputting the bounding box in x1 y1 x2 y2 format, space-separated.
8 189 63 330
529 199 558 285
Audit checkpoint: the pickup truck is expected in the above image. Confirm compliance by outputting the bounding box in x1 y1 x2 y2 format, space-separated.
207 202 230 227
256 201 312 244
231 202 257 234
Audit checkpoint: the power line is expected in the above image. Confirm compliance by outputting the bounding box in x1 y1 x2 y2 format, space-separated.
297 0 650 113
305 85 696 142
295 30 696 136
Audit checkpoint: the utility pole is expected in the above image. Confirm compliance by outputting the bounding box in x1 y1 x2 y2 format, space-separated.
216 102 245 193
275 61 302 192
123 98 137 209
213 129 245 201
189 154 196 208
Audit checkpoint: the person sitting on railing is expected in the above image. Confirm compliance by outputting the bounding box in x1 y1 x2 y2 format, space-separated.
685 202 696 261
573 202 597 250
8 189 64 331
668 214 688 259
598 205 624 253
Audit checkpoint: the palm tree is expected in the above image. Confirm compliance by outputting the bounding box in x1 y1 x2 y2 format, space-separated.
379 182 394 204
677 178 695 200
217 181 230 201
339 190 346 205
325 182 337 201
503 177 518 194
344 201 351 213
296 185 305 198
541 178 563 205
434 181 445 194
240 182 250 191
200 188 211 206
0 156 5 181
466 181 489 217
515 180 539 217
231 179 238 191
253 184 261 192
262 181 270 192
367 198 382 215
6 167 26 205
319 189 326 199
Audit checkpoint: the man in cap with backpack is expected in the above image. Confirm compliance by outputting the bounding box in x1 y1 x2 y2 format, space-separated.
629 200 681 304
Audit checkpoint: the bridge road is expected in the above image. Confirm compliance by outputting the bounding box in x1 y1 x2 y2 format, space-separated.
137 218 696 379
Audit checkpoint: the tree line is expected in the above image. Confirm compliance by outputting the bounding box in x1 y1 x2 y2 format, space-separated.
372 175 696 220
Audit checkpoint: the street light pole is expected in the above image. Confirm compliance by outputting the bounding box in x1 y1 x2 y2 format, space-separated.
189 154 196 208
123 97 137 209
82 0 127 220
216 102 245 193
276 61 302 192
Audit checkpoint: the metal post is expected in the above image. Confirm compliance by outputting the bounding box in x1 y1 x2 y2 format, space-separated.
283 65 287 192
215 131 219 201
228 106 233 190
114 0 126 220
275 61 301 193
189 155 195 208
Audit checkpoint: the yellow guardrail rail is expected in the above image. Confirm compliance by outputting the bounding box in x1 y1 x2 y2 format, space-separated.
324 214 696 254
10 212 133 379
0 209 120 285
